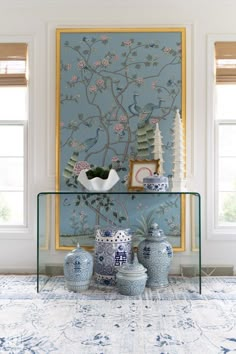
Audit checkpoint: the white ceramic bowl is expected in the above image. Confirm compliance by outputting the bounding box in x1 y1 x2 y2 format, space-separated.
77 169 120 192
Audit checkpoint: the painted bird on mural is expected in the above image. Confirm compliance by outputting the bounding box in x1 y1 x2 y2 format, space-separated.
81 127 103 152
128 93 162 124
128 93 142 116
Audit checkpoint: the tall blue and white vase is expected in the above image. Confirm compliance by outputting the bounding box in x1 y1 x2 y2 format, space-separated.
137 223 173 288
94 226 133 286
64 242 93 292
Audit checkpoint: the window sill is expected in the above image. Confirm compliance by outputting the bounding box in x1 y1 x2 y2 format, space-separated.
207 230 236 241
0 227 32 239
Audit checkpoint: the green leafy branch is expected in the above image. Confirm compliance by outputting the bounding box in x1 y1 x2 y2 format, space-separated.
75 194 127 225
156 196 179 215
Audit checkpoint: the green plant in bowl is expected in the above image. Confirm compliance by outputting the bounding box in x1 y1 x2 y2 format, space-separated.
77 165 120 191
86 166 111 180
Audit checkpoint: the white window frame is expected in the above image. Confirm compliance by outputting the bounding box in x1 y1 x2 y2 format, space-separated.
0 120 28 229
207 34 236 240
0 36 33 239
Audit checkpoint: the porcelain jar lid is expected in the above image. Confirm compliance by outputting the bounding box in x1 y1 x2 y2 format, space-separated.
147 223 166 241
117 255 147 275
95 226 132 242
143 173 168 184
66 242 90 256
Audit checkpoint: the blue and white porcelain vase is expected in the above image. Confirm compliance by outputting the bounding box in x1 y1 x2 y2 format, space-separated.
137 223 173 288
116 254 147 296
94 226 133 286
64 242 93 292
143 173 169 192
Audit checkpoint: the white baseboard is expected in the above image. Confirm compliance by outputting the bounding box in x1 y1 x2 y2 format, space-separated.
0 267 36 274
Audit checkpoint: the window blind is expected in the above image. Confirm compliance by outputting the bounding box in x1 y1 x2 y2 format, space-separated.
0 43 27 86
215 42 236 84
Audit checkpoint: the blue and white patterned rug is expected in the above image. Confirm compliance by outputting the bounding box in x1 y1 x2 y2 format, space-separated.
1 275 236 353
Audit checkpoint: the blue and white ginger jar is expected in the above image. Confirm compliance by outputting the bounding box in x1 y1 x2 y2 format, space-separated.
137 223 173 288
64 242 93 292
143 174 169 192
94 226 133 286
116 254 147 296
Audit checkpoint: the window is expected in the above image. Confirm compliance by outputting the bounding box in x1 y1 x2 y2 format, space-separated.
0 43 28 227
215 85 236 227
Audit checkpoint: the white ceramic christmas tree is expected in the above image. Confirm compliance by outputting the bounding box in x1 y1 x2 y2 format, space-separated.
172 109 186 191
152 122 164 175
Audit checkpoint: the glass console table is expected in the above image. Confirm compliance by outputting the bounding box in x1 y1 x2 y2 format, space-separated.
37 191 201 293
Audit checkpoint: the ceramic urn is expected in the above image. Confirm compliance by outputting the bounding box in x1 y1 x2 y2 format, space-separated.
116 254 147 296
137 223 173 288
94 226 133 286
64 242 93 292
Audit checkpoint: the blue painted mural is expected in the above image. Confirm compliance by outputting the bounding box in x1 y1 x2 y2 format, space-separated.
56 28 186 250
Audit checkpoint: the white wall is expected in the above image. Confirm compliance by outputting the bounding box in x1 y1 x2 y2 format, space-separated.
0 0 236 273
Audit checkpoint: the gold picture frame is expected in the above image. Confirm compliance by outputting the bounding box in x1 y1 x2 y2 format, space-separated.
128 159 160 191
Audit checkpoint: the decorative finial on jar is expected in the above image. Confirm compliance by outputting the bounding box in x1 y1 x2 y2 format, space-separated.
152 223 159 229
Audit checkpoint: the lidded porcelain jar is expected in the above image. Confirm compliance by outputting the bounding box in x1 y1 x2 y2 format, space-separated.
116 254 147 296
137 223 173 288
143 173 169 192
64 242 93 292
94 226 133 286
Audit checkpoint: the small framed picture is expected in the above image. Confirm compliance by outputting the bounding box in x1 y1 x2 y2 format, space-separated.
128 159 160 191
